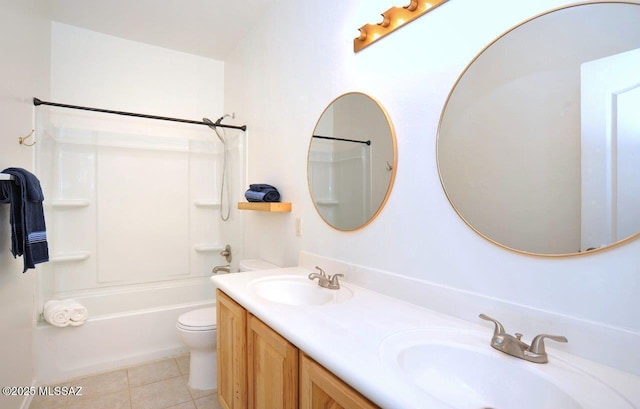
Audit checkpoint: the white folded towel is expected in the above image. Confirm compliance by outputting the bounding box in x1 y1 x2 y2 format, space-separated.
66 299 89 323
43 299 88 327
43 300 70 327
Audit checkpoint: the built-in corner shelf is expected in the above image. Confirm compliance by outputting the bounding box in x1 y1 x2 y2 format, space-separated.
50 200 91 209
194 200 220 208
237 202 292 212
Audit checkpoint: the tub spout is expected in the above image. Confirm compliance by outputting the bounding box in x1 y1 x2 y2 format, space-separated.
212 265 230 274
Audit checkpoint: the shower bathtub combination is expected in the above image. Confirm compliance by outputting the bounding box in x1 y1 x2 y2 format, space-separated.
33 102 246 384
34 278 216 384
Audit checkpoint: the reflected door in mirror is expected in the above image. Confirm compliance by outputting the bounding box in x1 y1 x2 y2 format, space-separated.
437 3 640 256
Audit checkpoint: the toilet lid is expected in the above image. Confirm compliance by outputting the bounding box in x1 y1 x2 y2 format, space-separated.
177 307 216 331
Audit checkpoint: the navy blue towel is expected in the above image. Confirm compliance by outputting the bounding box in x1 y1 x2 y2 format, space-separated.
0 168 49 272
245 184 280 202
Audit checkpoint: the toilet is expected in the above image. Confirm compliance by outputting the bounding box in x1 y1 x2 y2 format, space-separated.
177 259 279 390
176 307 217 390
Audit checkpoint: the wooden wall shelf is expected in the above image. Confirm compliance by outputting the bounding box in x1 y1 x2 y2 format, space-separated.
238 202 291 212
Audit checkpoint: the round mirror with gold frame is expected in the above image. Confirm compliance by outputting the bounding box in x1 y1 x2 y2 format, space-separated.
308 92 397 231
437 2 640 256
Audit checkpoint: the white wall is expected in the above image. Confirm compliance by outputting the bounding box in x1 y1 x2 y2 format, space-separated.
50 22 225 134
225 0 640 352
0 1 50 408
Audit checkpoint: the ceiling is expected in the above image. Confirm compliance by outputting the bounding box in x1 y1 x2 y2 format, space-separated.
47 0 276 61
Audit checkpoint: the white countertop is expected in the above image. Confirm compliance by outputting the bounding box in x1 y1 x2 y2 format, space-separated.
211 266 640 409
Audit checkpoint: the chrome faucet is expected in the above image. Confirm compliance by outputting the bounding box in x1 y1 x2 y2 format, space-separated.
479 314 567 364
212 265 230 274
308 266 344 290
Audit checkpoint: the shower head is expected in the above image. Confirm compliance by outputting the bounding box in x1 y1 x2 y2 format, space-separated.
202 117 223 143
202 117 216 130
203 115 234 143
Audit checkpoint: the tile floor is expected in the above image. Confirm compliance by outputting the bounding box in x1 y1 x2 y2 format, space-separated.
29 354 223 409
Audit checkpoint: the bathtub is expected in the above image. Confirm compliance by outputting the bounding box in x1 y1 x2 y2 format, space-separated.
34 277 216 385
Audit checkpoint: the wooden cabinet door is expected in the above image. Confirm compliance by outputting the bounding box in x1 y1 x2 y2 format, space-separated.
299 353 379 409
217 289 248 409
247 314 298 409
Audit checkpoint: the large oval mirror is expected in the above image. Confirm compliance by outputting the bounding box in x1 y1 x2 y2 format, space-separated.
437 2 640 256
308 92 397 231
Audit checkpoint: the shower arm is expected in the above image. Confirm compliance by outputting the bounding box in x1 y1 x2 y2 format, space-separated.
33 98 247 132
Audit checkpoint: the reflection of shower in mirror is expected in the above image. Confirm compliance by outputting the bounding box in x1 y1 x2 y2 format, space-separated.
308 92 397 231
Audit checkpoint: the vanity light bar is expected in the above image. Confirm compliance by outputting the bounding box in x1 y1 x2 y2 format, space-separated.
354 0 449 53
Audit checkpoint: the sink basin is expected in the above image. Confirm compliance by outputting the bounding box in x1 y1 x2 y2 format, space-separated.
248 275 353 306
379 328 632 409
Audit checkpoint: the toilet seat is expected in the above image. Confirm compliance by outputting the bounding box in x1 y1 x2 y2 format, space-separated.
177 307 216 331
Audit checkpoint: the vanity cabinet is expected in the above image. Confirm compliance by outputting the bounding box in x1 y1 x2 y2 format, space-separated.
299 353 378 409
217 289 247 409
247 314 298 408
216 289 378 409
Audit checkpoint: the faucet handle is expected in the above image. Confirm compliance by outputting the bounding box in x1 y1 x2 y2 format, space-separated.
329 273 343 285
528 334 568 355
479 314 506 336
315 266 327 277
324 273 344 289
220 244 232 263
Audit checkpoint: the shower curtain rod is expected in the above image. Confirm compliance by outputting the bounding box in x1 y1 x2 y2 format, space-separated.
312 135 371 145
33 98 247 132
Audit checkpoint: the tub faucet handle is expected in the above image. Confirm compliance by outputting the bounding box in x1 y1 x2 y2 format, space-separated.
220 244 232 263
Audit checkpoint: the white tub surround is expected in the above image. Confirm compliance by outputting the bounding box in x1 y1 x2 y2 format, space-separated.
211 264 640 409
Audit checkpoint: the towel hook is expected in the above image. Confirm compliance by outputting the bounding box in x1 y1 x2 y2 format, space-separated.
19 129 36 147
